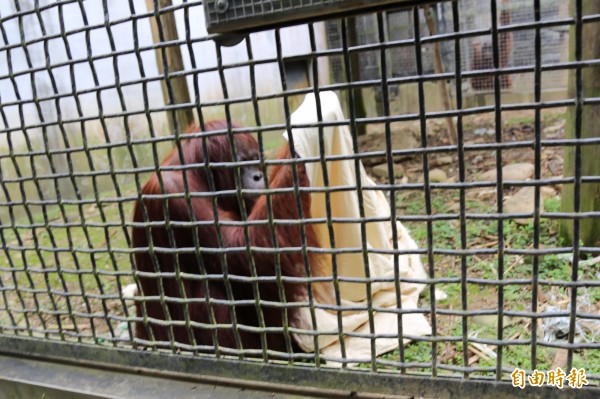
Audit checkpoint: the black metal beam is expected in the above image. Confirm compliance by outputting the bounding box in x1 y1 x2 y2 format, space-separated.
0 336 597 399
0 353 303 399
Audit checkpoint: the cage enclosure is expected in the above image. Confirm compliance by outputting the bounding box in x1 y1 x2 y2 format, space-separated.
0 0 598 397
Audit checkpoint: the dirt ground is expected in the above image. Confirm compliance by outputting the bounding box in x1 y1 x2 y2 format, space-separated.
360 109 566 184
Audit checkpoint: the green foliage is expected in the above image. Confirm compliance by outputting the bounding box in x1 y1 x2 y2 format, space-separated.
402 340 436 364
397 187 599 377
573 347 600 376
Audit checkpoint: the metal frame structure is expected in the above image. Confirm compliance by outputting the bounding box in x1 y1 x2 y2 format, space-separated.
0 0 599 397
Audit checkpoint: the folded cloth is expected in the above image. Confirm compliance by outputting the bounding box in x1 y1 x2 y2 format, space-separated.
285 91 431 364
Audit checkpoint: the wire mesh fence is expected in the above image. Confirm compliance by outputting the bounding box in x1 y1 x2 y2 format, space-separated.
0 0 599 396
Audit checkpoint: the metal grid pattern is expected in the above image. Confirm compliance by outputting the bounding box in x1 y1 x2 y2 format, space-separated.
0 0 599 397
327 0 569 93
203 0 418 33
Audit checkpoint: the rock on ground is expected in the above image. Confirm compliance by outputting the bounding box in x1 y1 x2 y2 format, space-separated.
359 130 419 166
503 186 557 225
371 162 405 179
428 168 448 183
479 162 535 181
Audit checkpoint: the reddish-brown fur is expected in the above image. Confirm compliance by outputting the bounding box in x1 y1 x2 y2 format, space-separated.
131 121 331 352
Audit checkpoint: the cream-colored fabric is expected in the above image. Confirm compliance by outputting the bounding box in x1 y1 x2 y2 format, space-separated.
285 91 431 363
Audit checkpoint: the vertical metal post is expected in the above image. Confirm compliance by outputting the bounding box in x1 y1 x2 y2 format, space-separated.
145 0 194 132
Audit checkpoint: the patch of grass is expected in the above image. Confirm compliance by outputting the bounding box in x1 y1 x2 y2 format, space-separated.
499 110 566 129
395 187 599 380
541 110 567 125
0 186 136 338
573 348 600 376
377 339 436 372
503 115 535 128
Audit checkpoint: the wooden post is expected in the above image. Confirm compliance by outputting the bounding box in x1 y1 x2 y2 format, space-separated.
498 0 513 89
347 16 367 136
560 0 600 246
145 0 194 133
424 5 457 145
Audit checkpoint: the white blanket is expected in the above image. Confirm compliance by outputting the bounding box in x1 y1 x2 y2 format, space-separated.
286 91 431 363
